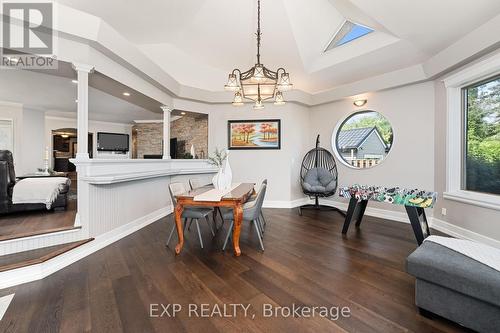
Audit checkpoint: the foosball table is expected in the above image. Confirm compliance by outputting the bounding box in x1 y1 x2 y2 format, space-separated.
339 185 437 245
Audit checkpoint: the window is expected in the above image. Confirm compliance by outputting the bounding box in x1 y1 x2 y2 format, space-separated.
0 119 13 152
325 20 374 52
462 76 500 195
444 55 500 210
333 111 394 169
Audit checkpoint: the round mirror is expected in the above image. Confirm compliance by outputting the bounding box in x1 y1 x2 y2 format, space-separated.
333 111 394 169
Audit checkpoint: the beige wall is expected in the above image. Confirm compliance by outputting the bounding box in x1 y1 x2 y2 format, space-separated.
310 82 436 213
173 99 311 203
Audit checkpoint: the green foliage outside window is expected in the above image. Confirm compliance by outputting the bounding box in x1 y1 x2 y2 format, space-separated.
465 77 500 195
342 112 393 145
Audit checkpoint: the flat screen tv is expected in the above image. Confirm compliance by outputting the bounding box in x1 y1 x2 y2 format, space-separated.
97 132 129 152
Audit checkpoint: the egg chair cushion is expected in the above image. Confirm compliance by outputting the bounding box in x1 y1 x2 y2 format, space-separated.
302 167 336 194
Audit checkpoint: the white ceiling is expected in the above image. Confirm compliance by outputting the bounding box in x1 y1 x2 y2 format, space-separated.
56 0 500 94
0 68 162 123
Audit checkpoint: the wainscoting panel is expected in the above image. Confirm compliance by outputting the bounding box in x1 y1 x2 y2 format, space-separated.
88 177 172 237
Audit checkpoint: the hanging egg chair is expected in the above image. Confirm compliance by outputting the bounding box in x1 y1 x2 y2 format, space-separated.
298 135 346 217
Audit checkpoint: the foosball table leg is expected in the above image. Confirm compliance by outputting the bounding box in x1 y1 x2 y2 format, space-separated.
405 206 430 245
342 197 361 234
355 200 368 227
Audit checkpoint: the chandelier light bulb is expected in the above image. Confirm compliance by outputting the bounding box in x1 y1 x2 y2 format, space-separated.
232 91 244 106
224 74 240 91
277 72 293 91
274 91 285 105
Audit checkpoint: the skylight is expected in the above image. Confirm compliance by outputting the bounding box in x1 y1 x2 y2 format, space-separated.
324 20 374 52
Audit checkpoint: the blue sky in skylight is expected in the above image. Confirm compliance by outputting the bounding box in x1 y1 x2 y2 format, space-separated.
336 24 373 47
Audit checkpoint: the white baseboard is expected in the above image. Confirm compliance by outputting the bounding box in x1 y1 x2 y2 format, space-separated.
430 217 500 249
263 198 308 209
267 197 500 249
0 206 171 289
265 197 410 224
318 199 410 224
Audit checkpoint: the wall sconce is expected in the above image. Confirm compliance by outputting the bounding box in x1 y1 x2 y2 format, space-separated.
353 99 367 107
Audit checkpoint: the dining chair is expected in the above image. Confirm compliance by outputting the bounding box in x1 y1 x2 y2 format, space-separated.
189 178 210 190
166 182 215 249
247 179 268 232
189 178 223 230
221 183 267 252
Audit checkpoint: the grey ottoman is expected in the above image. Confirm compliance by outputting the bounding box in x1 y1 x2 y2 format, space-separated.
407 241 500 332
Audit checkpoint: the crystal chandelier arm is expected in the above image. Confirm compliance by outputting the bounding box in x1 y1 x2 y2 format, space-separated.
276 68 286 76
231 69 242 76
231 68 243 88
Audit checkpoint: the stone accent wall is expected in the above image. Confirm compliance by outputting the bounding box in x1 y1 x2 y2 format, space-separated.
171 116 208 159
132 123 163 159
132 115 208 159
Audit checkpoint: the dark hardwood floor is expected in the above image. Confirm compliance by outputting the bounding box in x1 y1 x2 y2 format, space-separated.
0 209 472 332
0 200 77 242
0 239 93 272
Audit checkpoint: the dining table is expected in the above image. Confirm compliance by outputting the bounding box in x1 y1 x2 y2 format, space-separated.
173 183 255 256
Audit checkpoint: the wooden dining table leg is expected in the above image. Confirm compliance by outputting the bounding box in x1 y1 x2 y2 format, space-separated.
174 201 185 255
232 203 243 256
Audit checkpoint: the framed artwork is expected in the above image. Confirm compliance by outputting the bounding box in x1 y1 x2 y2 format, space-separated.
228 119 281 150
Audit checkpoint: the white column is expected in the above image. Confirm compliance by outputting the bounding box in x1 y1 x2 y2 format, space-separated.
72 63 94 160
161 105 172 159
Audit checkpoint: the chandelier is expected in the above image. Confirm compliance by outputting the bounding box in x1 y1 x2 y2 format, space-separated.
224 0 293 109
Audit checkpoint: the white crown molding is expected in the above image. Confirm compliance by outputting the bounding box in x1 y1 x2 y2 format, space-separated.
72 62 95 73
45 115 133 127
51 4 500 107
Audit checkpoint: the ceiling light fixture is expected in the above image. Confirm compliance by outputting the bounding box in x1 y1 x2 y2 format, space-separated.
353 99 367 107
123 92 131 96
180 111 186 115
224 0 292 109
71 79 78 84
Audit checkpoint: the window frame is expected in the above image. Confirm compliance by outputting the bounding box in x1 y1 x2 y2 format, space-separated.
443 55 500 210
331 110 395 170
